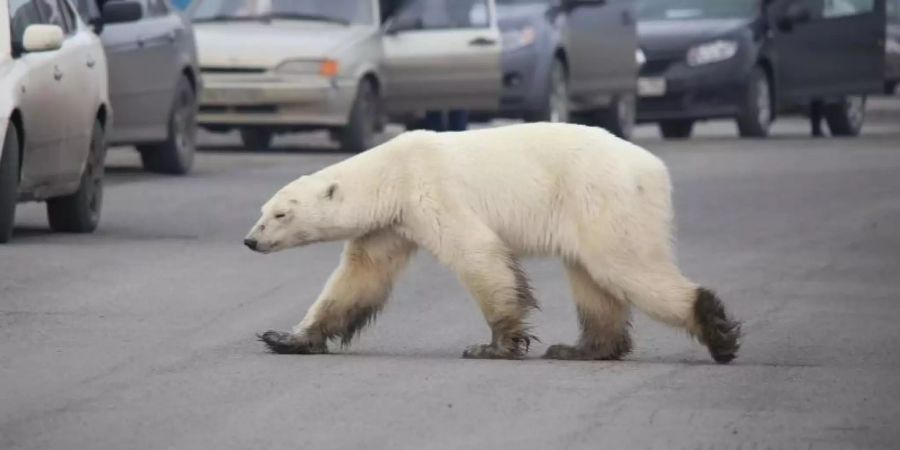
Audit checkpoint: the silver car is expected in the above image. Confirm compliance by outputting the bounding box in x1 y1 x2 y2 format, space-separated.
190 0 503 152
76 0 201 174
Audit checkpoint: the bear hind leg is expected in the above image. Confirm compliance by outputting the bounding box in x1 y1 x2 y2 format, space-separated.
543 261 632 361
452 240 539 359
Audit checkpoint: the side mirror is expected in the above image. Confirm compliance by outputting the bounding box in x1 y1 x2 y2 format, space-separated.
385 14 422 35
102 1 143 25
778 2 811 31
22 24 64 53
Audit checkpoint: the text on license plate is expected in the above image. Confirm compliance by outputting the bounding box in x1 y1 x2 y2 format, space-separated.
638 77 667 97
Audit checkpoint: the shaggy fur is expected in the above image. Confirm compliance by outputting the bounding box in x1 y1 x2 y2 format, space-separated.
244 122 741 363
693 287 742 364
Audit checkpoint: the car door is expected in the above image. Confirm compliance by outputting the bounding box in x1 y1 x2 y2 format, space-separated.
10 0 68 190
51 0 103 184
769 0 886 103
382 0 503 113
563 0 638 103
101 0 179 143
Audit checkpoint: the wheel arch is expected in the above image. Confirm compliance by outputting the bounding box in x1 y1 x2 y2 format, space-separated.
8 110 24 181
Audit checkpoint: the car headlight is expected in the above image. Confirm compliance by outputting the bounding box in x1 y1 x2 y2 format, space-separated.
636 48 646 66
277 59 340 77
887 38 900 54
686 40 738 66
501 26 536 52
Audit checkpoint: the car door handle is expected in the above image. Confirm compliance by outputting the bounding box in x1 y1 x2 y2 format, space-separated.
469 37 497 46
53 67 63 81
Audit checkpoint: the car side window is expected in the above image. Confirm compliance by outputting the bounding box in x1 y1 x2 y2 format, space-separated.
144 0 170 17
393 0 491 30
823 0 874 17
9 0 51 54
58 0 78 34
73 0 100 23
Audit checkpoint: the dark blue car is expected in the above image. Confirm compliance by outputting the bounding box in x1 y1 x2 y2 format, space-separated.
489 0 640 139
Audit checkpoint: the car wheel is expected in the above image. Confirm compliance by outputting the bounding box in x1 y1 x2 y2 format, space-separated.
240 127 273 150
593 93 636 140
736 67 773 138
824 95 866 137
47 120 105 233
525 59 569 123
0 123 20 243
138 77 197 175
659 119 694 139
339 79 379 153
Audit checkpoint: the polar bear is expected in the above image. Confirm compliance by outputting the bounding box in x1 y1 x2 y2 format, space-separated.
244 122 741 363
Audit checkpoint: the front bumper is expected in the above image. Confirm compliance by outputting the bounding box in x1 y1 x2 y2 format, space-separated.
636 53 751 123
198 71 357 128
496 46 547 118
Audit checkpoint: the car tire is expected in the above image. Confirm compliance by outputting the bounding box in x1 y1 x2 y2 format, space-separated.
525 59 569 123
824 95 866 137
736 67 773 138
592 92 636 140
46 120 105 233
0 123 20 243
240 127 273 150
339 79 379 153
659 119 694 139
138 77 197 175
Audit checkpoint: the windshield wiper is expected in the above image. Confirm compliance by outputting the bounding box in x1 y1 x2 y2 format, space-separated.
263 12 350 25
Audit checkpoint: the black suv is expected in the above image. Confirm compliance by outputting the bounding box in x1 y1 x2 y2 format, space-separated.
636 0 886 139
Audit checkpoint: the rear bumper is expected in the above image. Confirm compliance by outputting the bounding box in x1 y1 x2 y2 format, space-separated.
197 72 356 129
636 52 751 123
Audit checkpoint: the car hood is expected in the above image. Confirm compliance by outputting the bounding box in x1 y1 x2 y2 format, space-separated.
496 3 547 29
638 18 750 55
194 21 373 69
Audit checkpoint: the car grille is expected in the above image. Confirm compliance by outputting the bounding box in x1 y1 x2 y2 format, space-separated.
201 67 268 74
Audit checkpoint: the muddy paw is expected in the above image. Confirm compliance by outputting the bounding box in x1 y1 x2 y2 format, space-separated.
542 343 629 361
543 344 587 360
257 330 327 355
462 344 521 360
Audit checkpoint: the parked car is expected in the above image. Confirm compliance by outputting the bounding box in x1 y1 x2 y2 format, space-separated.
887 0 900 93
189 0 505 152
635 0 887 139
0 0 136 243
75 0 201 174
490 0 639 139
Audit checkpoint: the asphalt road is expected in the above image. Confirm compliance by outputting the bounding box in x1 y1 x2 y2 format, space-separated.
2 109 900 449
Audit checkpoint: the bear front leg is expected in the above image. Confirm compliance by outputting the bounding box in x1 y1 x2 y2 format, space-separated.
448 237 539 360
259 229 416 354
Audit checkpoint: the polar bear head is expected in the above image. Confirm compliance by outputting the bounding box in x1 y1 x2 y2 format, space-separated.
243 175 357 253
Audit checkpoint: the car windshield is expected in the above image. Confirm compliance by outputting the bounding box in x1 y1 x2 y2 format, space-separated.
637 0 758 21
496 0 546 4
191 0 373 25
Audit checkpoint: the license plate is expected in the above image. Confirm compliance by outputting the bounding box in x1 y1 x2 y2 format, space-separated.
638 77 667 97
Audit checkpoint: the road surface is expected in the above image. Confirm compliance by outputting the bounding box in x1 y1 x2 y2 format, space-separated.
2 112 899 449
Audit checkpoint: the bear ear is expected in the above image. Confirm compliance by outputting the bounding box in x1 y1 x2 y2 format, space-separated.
323 182 339 200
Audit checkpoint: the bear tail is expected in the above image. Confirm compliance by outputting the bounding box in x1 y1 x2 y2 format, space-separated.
693 287 741 364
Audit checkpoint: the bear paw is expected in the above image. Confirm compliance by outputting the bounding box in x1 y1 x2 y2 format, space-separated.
257 330 328 355
542 343 629 361
461 344 522 360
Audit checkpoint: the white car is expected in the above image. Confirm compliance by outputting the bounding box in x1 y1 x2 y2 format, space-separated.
0 0 128 243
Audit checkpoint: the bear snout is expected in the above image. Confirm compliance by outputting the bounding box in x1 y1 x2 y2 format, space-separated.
243 238 259 251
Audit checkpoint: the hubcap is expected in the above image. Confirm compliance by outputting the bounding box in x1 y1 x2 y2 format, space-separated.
756 77 772 127
844 95 865 129
549 66 569 123
87 129 104 223
174 87 196 163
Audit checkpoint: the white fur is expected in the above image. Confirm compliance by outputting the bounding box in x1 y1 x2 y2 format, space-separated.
247 122 703 349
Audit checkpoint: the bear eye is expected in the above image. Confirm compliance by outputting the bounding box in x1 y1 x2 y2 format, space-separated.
274 213 286 219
